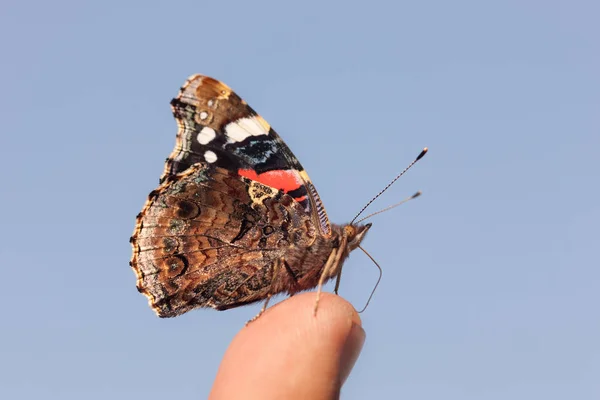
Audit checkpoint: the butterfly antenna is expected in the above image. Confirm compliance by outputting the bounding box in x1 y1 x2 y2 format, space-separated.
357 245 382 313
355 191 422 223
350 147 428 224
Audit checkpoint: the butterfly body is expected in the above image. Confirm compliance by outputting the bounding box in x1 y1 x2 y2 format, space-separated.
130 75 370 318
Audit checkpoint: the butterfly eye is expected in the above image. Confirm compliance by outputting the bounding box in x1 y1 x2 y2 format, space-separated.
344 225 356 237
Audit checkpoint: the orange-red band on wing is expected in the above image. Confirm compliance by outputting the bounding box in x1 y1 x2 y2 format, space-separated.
238 169 303 193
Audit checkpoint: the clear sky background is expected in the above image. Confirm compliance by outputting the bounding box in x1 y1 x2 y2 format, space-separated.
1 1 598 399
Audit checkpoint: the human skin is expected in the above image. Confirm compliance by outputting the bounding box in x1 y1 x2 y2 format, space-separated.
209 292 366 399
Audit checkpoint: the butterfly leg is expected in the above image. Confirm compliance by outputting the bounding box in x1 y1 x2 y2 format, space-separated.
313 248 339 316
246 295 273 325
313 233 349 316
333 267 343 294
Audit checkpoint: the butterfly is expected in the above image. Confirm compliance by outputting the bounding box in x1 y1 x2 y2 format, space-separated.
130 74 425 318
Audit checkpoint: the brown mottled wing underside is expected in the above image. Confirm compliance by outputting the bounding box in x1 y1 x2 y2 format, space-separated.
130 163 323 317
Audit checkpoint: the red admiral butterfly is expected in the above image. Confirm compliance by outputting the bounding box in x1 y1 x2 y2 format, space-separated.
130 75 426 318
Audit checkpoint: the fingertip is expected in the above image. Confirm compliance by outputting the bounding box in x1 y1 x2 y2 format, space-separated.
210 293 365 399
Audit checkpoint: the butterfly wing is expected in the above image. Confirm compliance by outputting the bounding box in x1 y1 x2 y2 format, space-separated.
131 163 326 317
164 74 331 235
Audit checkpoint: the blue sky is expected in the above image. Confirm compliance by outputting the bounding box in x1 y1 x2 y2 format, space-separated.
1 1 598 399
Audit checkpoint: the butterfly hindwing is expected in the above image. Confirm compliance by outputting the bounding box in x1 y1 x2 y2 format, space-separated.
132 163 327 317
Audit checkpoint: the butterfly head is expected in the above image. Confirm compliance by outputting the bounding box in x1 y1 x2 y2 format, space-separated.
344 222 372 252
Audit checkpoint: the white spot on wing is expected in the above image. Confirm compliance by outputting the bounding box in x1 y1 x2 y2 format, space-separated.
197 127 216 144
225 116 269 143
204 150 217 163
199 111 208 120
